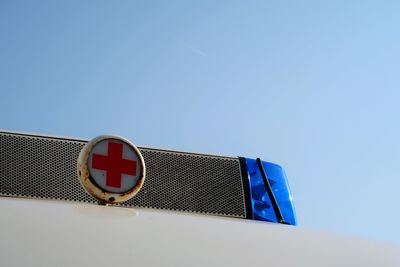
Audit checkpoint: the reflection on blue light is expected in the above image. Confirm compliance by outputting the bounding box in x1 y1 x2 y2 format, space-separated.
245 158 297 225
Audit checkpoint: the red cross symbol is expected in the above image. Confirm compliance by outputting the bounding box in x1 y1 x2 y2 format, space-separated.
91 141 137 188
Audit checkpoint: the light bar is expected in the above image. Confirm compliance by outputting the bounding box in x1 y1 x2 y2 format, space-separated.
0 130 297 225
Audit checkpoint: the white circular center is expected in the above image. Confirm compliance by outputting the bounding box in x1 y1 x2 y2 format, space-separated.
88 139 142 193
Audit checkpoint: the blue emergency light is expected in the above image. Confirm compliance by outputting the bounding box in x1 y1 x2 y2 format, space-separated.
241 157 297 225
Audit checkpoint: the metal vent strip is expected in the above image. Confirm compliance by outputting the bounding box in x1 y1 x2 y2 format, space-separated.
0 131 247 218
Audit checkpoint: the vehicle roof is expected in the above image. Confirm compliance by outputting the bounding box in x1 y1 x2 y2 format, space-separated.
1 197 399 267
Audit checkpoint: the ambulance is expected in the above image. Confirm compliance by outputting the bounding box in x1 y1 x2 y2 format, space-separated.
0 130 399 266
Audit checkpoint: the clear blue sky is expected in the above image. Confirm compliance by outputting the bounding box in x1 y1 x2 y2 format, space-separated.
1 1 400 244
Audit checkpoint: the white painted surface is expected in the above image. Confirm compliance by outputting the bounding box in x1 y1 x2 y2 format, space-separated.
0 197 399 267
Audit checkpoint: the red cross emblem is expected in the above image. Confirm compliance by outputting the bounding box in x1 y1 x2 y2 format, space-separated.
92 141 137 188
78 135 145 203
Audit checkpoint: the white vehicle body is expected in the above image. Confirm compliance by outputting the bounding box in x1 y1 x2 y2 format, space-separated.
1 197 399 267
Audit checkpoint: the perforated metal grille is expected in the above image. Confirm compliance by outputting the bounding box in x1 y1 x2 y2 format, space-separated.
0 132 246 218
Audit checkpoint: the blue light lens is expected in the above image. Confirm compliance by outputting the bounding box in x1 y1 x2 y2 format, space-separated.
245 158 297 225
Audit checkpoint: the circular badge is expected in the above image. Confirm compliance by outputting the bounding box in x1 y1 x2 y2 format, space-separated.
77 135 145 204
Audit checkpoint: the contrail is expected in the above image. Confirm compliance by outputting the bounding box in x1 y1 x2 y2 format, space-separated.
178 40 208 57
187 45 208 57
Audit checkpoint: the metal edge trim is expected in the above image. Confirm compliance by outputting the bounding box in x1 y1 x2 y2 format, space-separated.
0 130 237 160
238 157 253 219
